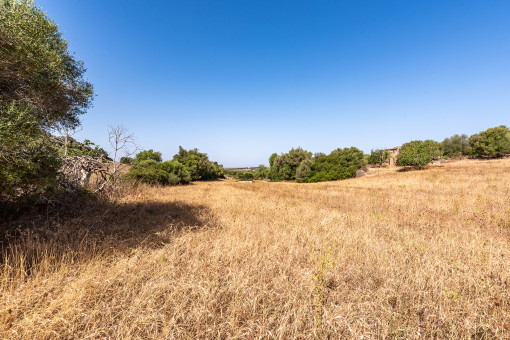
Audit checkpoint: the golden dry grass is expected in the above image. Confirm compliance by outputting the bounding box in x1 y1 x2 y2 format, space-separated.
1 159 510 338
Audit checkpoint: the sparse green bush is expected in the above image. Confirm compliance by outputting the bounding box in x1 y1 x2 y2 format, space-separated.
368 149 390 167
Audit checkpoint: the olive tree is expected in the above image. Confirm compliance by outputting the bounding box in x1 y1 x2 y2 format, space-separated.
1 0 94 205
397 140 443 168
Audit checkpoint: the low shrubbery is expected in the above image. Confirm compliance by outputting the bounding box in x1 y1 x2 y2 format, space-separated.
126 147 223 186
268 147 365 183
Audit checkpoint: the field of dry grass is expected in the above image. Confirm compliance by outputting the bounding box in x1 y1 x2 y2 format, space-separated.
1 159 510 338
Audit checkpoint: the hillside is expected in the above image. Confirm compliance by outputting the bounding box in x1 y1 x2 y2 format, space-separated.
2 159 510 338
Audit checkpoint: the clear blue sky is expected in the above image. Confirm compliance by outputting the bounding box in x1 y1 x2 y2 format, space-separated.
38 0 510 167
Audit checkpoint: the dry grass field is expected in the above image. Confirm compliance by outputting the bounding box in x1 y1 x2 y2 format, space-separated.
1 159 510 339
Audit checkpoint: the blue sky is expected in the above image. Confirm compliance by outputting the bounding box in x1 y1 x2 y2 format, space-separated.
39 0 510 167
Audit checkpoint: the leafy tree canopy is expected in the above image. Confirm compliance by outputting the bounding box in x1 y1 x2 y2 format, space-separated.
397 140 443 168
1 0 94 128
272 147 312 181
307 147 364 182
135 149 162 163
442 134 470 158
173 146 223 180
469 126 510 158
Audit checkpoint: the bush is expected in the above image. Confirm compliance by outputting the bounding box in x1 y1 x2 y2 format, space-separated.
0 103 61 206
397 140 443 168
173 146 223 180
469 126 510 158
271 147 312 181
307 147 364 182
295 159 313 182
126 159 191 186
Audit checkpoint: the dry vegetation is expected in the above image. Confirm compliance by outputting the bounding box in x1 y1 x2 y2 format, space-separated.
1 159 510 338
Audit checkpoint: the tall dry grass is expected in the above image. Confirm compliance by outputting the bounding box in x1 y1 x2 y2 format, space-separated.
1 159 510 338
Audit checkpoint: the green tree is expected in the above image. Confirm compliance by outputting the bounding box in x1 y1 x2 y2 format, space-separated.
0 104 60 206
253 165 269 179
135 149 162 163
308 147 364 182
397 140 443 168
442 134 470 158
469 126 510 158
272 147 312 180
269 153 278 168
173 146 223 180
296 159 313 182
1 0 93 128
1 1 93 207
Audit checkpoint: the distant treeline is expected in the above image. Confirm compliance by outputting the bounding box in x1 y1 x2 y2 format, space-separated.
226 125 510 183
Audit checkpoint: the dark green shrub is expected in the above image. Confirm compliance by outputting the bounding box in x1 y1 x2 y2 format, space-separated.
126 159 191 185
271 147 312 181
442 134 470 158
173 146 223 180
308 147 364 182
469 126 510 157
0 104 61 206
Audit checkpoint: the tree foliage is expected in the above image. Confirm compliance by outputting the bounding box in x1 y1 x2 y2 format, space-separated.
54 137 109 159
271 147 312 181
468 126 510 158
127 160 191 186
135 149 162 163
268 147 364 183
0 1 94 208
368 149 390 167
0 104 60 205
442 134 470 158
173 146 223 180
127 147 223 186
397 140 443 168
0 0 93 128
307 147 365 182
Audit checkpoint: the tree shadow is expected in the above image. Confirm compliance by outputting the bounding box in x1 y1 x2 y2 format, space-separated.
0 196 219 269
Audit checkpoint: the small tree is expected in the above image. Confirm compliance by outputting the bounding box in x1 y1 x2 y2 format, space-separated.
397 140 443 168
442 134 470 158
